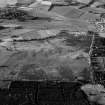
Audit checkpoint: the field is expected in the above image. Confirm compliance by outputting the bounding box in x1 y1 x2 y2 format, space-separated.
0 2 105 105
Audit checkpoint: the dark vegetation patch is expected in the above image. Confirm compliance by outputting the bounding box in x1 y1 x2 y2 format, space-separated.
0 81 95 105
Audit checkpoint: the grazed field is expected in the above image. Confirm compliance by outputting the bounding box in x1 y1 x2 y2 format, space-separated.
0 18 92 85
